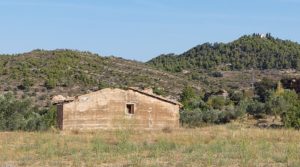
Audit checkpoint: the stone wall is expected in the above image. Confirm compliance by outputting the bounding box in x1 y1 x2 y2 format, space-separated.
59 88 180 130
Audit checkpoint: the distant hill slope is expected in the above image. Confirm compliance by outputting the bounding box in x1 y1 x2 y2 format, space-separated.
2 34 300 109
147 34 300 71
0 50 200 108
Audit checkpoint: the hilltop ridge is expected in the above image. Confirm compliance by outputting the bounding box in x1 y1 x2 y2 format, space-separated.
147 33 300 71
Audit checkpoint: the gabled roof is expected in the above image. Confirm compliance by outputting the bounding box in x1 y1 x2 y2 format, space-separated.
52 87 183 107
128 87 183 107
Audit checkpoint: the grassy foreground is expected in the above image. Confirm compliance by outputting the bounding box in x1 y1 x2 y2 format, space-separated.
1 124 300 167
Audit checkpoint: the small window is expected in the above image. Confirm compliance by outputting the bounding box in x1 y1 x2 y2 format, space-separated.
126 104 135 115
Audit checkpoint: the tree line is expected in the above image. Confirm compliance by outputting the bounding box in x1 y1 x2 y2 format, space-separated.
147 34 300 71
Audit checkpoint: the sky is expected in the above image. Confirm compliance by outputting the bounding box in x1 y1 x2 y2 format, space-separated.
0 0 300 62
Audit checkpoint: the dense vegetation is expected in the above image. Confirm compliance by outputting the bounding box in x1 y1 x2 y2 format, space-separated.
148 33 300 71
0 92 56 131
180 78 300 129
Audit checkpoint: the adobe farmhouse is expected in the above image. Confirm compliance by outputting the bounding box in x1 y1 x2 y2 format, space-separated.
53 87 182 130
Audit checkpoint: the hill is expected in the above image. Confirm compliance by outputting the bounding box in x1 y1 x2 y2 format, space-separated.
147 33 300 71
2 36 300 131
2 34 300 109
0 49 200 108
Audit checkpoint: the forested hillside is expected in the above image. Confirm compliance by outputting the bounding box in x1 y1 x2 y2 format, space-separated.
147 34 300 71
0 49 199 108
2 35 300 131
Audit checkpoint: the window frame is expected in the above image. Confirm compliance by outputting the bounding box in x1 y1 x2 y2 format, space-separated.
125 103 135 115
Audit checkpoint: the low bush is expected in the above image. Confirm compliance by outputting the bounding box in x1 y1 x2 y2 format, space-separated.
246 100 266 116
180 107 243 127
45 78 57 89
209 71 223 77
207 96 226 110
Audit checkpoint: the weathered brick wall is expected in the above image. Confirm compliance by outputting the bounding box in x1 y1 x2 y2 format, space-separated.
60 88 180 130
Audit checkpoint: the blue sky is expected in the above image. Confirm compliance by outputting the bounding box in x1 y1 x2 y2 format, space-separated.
0 0 299 61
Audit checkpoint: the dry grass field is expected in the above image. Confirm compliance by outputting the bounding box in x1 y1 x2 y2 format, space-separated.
1 123 300 167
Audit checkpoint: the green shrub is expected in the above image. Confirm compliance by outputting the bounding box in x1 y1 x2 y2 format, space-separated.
279 90 300 129
229 91 245 105
246 100 265 116
45 78 57 89
153 87 165 96
183 98 210 111
180 86 196 108
202 109 220 123
42 106 57 128
0 92 56 131
207 96 226 110
180 109 228 127
180 109 205 127
234 99 248 118
254 78 277 102
282 106 300 129
24 112 47 131
265 92 287 118
217 110 235 123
